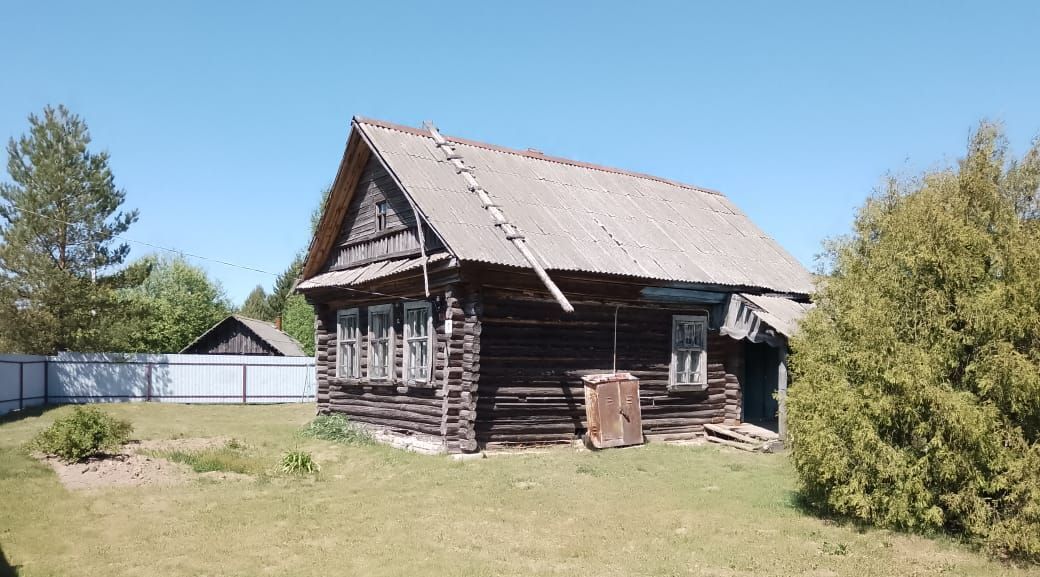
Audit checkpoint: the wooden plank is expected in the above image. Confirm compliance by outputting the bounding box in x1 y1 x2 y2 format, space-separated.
704 423 763 446
705 435 758 452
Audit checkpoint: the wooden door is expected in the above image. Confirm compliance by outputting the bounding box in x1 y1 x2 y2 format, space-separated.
596 381 624 447
619 379 643 445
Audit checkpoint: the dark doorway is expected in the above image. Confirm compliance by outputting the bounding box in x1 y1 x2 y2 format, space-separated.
743 341 779 431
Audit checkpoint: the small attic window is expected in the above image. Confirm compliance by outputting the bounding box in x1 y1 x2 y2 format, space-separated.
375 201 389 232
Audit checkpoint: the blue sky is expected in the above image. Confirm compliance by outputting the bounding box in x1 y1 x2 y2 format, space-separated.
2 1 1038 303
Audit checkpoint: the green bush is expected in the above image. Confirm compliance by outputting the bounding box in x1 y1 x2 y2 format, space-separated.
788 123 1040 562
281 449 319 475
300 414 373 445
30 406 133 462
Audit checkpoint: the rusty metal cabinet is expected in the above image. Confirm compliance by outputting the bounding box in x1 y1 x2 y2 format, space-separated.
582 373 644 448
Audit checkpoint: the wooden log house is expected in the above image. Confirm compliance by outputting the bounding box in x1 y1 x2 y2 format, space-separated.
296 117 814 454
181 315 307 356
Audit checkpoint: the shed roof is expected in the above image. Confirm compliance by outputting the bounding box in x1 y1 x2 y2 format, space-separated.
346 118 813 296
739 294 815 339
181 315 307 356
298 253 451 291
719 293 814 347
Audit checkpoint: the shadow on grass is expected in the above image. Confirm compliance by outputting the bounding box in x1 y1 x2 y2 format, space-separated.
0 545 19 577
784 489 876 535
0 405 60 426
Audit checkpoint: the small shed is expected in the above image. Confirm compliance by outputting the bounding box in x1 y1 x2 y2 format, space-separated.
180 315 307 356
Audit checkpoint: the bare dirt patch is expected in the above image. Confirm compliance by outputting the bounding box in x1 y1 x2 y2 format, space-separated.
36 437 241 491
39 451 189 491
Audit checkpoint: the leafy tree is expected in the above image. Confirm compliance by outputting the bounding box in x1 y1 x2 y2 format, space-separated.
788 122 1040 561
0 105 140 353
282 293 315 356
239 284 274 321
124 256 232 352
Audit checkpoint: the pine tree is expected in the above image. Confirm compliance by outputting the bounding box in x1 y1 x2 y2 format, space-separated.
266 254 302 319
239 284 274 321
0 105 139 353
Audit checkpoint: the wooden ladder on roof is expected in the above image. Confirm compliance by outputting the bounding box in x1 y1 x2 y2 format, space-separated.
423 121 574 313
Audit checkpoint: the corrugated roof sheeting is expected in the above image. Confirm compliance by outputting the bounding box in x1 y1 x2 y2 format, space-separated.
360 121 814 295
236 316 308 356
297 253 451 290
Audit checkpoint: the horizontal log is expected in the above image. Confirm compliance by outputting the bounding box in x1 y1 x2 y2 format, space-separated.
326 404 442 426
327 390 442 406
330 413 443 437
478 433 576 442
325 397 443 417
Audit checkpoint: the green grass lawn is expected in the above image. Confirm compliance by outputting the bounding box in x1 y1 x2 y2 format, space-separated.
0 404 1033 577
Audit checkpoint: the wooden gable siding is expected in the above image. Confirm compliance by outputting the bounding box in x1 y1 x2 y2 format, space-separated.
322 156 442 273
183 321 279 356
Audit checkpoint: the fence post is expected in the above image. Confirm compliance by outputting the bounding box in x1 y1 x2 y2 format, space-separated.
241 364 247 404
18 362 24 410
146 364 153 402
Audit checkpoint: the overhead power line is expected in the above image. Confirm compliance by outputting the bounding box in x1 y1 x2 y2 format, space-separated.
7 203 412 301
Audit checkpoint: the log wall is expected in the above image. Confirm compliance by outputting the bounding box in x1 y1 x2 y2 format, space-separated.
312 277 479 453
477 289 743 447
309 264 752 453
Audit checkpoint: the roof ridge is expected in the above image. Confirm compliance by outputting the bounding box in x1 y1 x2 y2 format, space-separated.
353 116 725 197
232 314 274 327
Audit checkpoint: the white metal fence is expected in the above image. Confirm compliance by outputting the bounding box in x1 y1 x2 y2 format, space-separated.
0 353 315 416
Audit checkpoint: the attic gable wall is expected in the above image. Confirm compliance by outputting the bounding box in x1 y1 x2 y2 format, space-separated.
321 156 442 273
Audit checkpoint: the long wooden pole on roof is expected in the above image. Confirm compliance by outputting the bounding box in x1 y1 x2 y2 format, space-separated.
424 122 574 313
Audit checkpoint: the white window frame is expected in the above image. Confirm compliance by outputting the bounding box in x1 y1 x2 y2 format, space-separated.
670 314 708 392
403 301 433 384
336 308 360 379
367 304 394 381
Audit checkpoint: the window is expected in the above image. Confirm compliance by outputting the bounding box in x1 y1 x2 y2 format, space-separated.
670 314 708 391
375 200 389 232
336 309 359 378
403 301 432 383
367 304 394 380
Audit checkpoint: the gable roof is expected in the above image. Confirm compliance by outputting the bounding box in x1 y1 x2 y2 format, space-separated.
181 315 307 356
306 117 814 296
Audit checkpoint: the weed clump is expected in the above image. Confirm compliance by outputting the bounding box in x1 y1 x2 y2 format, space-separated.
300 414 372 445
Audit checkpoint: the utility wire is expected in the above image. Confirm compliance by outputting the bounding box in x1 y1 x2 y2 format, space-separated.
6 203 414 301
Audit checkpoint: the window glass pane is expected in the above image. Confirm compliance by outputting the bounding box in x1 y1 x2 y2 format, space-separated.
675 321 704 349
417 341 428 379
372 340 386 378
372 313 386 338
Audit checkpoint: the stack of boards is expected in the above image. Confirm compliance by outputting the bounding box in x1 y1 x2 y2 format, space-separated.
703 423 783 453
